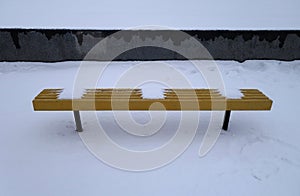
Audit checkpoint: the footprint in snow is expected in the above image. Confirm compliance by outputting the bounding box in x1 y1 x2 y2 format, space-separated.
251 162 279 181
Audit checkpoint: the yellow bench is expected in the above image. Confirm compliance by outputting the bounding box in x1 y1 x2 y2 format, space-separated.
32 88 273 131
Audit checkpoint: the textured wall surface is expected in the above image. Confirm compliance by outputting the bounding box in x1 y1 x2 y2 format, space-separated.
1 29 300 62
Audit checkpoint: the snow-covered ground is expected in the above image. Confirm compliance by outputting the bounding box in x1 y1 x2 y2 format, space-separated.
1 0 300 29
1 60 300 195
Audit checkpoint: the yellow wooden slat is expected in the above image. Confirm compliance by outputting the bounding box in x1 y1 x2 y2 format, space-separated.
35 96 59 99
165 89 218 91
164 92 221 95
164 94 222 97
165 90 219 93
240 89 262 92
37 93 60 96
242 97 269 99
40 89 63 93
82 95 143 99
33 98 272 111
83 92 142 96
242 92 265 96
85 88 142 92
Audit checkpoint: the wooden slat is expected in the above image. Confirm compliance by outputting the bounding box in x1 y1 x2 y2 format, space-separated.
82 92 142 96
242 92 265 96
81 89 143 99
35 89 61 100
164 92 221 95
242 96 269 99
85 88 142 92
35 96 59 99
165 89 219 93
240 89 262 92
37 89 61 93
33 98 272 111
165 89 218 91
82 95 142 99
164 94 224 98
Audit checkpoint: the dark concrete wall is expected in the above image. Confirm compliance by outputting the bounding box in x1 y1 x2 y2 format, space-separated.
1 29 300 62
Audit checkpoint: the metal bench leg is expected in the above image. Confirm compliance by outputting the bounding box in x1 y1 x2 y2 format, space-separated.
222 110 231 131
73 111 83 132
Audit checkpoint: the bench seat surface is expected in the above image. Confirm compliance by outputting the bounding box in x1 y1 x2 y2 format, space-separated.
32 88 273 111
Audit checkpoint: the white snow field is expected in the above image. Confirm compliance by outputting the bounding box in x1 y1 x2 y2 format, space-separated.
0 60 300 195
1 0 300 29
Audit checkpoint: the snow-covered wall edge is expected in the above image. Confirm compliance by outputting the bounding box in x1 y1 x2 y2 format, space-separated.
1 29 300 62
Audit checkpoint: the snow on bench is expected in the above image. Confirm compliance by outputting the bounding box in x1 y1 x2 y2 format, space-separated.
32 88 273 131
